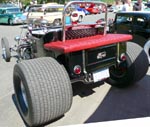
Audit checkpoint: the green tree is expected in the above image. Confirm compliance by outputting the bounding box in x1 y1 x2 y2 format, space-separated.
0 0 6 3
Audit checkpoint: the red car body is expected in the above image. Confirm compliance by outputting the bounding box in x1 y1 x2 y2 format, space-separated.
86 3 100 14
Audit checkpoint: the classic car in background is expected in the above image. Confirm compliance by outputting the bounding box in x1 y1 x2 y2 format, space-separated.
0 6 23 25
76 6 90 15
0 3 17 7
27 3 88 25
85 3 101 14
22 4 43 21
70 9 85 22
27 4 64 26
109 11 150 63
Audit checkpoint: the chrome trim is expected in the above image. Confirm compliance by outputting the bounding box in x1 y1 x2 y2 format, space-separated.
62 1 108 42
117 43 120 63
104 6 108 35
82 50 94 83
82 50 87 74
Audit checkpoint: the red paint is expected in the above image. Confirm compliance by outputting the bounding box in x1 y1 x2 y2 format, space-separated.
44 34 132 53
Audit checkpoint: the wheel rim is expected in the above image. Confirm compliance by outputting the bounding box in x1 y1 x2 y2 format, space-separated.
2 47 7 59
9 19 13 25
1 42 7 59
20 81 28 109
17 80 29 114
22 48 31 60
1 38 11 62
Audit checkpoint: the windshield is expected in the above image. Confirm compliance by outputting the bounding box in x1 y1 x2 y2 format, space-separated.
25 5 42 12
116 15 132 23
35 6 64 12
6 8 21 13
45 7 63 12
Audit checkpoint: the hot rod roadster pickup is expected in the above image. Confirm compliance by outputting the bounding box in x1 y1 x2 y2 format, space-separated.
1 1 149 127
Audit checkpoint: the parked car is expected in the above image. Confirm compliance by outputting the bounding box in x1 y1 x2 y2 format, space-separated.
76 6 90 15
86 3 101 14
71 9 85 22
0 3 17 7
22 4 43 22
1 1 148 127
27 4 64 26
99 4 107 12
0 6 23 25
109 11 150 63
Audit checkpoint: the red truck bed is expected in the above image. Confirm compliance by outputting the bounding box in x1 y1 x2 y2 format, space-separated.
44 34 132 53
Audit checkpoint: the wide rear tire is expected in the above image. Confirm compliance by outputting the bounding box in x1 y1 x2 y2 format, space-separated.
108 42 149 88
13 57 73 127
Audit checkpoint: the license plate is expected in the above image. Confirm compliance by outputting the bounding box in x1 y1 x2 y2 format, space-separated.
93 68 110 82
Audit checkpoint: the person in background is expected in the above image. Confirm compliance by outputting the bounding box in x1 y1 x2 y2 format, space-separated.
115 0 123 12
122 0 133 11
147 0 150 8
133 0 145 11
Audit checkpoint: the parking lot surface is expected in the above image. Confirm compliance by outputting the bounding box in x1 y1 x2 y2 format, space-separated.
0 13 150 127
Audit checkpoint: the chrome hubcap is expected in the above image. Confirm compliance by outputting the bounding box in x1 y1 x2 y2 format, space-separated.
20 82 28 109
2 47 7 59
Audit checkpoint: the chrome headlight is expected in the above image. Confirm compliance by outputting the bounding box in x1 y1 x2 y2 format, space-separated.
13 14 16 18
40 19 48 27
14 36 20 42
33 19 49 27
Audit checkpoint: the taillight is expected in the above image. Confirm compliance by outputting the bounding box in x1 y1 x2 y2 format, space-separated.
72 13 78 17
120 53 126 61
74 65 81 74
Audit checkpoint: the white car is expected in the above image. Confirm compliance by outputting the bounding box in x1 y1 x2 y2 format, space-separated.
22 4 43 23
71 10 85 22
27 4 64 26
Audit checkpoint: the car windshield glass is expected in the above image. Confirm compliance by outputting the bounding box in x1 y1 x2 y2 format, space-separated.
116 15 132 23
24 6 30 12
36 6 63 12
134 17 147 27
7 8 21 13
25 5 42 12
45 7 63 12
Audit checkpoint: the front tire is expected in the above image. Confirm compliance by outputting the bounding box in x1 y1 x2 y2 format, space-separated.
108 42 149 88
13 57 73 127
8 18 13 25
1 37 11 62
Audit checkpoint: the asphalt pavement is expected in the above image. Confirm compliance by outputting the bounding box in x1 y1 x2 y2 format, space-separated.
0 13 150 127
